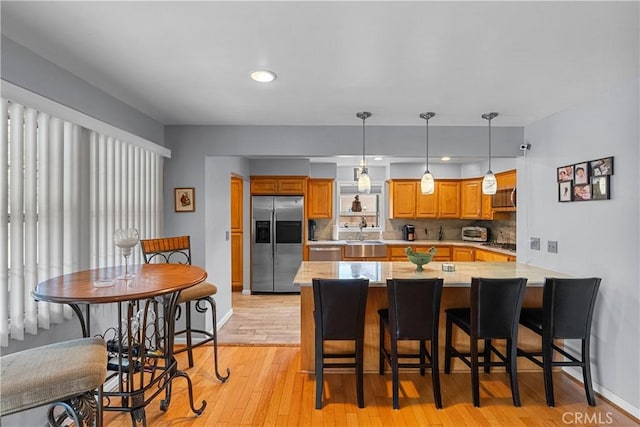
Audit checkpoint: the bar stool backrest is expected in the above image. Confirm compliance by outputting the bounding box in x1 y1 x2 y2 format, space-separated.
387 278 444 340
472 277 528 339
141 235 191 265
544 277 601 339
312 278 369 340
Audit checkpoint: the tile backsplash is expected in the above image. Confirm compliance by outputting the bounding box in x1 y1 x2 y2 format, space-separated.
310 216 516 243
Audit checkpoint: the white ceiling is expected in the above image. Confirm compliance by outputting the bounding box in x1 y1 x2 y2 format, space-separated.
1 1 638 127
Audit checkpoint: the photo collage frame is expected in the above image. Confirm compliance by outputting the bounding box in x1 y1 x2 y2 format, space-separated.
557 157 613 202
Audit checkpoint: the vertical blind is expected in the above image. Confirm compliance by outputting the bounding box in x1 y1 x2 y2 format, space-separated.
1 99 163 346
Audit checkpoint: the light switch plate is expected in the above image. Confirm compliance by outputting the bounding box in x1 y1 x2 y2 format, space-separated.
530 237 540 251
547 240 558 253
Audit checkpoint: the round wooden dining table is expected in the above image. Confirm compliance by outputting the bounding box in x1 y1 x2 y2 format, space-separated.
33 263 208 426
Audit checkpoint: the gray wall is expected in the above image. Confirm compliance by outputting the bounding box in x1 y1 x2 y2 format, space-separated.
1 36 164 144
518 77 639 416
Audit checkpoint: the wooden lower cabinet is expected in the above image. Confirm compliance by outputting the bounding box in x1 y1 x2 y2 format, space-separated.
388 245 451 262
452 247 475 261
475 248 516 262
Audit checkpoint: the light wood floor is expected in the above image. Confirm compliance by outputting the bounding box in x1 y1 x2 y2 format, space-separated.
102 345 637 426
217 292 300 345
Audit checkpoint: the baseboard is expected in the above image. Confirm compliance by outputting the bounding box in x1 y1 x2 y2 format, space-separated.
563 367 640 421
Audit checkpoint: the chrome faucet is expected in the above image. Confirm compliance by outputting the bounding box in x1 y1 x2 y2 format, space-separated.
358 216 367 240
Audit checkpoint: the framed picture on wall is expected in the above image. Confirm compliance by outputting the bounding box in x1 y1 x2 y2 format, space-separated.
573 162 589 185
174 187 195 212
557 165 574 182
558 181 572 202
592 176 610 200
573 183 591 201
590 157 614 176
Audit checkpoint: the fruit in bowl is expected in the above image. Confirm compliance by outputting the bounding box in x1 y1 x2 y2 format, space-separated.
405 247 437 271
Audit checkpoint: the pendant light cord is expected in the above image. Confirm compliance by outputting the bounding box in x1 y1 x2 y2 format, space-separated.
425 116 429 172
488 116 492 172
362 115 366 167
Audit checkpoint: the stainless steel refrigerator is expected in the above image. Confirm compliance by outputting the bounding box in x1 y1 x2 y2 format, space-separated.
251 196 303 293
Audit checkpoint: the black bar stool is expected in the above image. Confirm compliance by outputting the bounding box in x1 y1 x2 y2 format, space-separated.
444 277 527 407
379 278 444 409
312 278 369 409
518 277 601 406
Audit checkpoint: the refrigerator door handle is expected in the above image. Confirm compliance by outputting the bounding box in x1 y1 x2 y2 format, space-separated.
272 209 276 259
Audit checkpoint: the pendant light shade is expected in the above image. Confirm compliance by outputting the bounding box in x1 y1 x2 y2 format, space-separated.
481 112 499 195
419 112 436 194
356 111 372 194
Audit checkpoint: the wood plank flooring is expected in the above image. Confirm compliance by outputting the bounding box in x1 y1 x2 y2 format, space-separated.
217 292 300 345
102 345 637 426
102 292 636 426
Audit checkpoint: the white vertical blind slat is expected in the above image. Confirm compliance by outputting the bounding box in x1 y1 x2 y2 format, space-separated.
9 102 25 340
49 117 64 323
0 99 9 346
37 112 51 329
23 108 38 334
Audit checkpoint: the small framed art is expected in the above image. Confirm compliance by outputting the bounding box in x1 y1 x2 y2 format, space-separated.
175 187 195 212
573 183 591 201
590 157 614 176
558 181 572 202
557 165 574 182
573 162 589 185
592 176 610 200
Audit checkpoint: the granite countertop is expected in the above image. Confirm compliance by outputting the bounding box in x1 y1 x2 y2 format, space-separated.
306 239 516 255
293 261 572 287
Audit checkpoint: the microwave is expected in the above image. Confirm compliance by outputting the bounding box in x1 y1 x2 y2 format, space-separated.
461 226 488 242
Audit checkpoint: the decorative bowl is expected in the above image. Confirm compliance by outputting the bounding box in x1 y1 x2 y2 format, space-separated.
405 246 437 271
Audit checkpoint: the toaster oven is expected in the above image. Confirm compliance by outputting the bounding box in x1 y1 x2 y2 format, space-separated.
461 226 488 242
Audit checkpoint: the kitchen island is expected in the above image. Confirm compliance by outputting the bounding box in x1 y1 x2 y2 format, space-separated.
293 261 572 373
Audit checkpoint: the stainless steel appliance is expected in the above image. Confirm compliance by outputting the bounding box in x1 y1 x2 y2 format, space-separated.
461 226 488 242
252 196 303 293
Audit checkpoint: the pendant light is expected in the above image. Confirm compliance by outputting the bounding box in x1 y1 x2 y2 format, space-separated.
481 112 499 195
419 112 436 194
356 111 372 194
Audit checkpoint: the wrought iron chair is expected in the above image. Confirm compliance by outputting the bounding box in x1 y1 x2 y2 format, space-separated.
140 235 230 382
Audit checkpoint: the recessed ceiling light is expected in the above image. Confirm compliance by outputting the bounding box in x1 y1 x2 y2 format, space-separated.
250 70 277 83
441 156 451 161
373 157 383 161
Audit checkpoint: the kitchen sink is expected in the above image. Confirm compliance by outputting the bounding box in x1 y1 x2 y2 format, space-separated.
344 240 387 258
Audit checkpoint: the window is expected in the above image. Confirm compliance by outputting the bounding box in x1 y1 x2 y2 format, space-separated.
336 183 384 230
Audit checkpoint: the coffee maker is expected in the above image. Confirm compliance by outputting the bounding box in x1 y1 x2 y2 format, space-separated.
308 219 318 241
402 224 415 241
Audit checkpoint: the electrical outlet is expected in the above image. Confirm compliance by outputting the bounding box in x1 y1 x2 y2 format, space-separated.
547 240 558 253
530 237 540 251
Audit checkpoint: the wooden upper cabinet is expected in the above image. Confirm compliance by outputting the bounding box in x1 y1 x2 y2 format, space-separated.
307 179 333 219
437 181 460 218
230 177 243 232
416 186 438 218
250 176 307 195
460 179 482 219
389 180 417 218
497 169 517 190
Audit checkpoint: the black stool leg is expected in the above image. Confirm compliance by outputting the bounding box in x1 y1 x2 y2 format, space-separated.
184 302 194 368
431 339 443 409
484 339 492 373
444 315 453 374
508 339 521 407
315 333 323 409
420 339 426 376
205 297 230 382
471 335 480 407
356 337 365 408
542 336 555 406
379 316 385 375
582 337 596 406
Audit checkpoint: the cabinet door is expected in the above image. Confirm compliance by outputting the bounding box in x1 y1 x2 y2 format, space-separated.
437 181 460 218
230 177 243 232
277 178 306 194
460 179 482 219
231 232 243 290
475 248 515 262
481 192 493 219
497 169 517 190
428 246 451 261
453 247 475 261
416 186 438 218
307 179 333 219
251 177 277 194
391 181 417 218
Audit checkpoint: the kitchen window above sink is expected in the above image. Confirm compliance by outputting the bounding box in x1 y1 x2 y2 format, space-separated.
337 182 383 231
